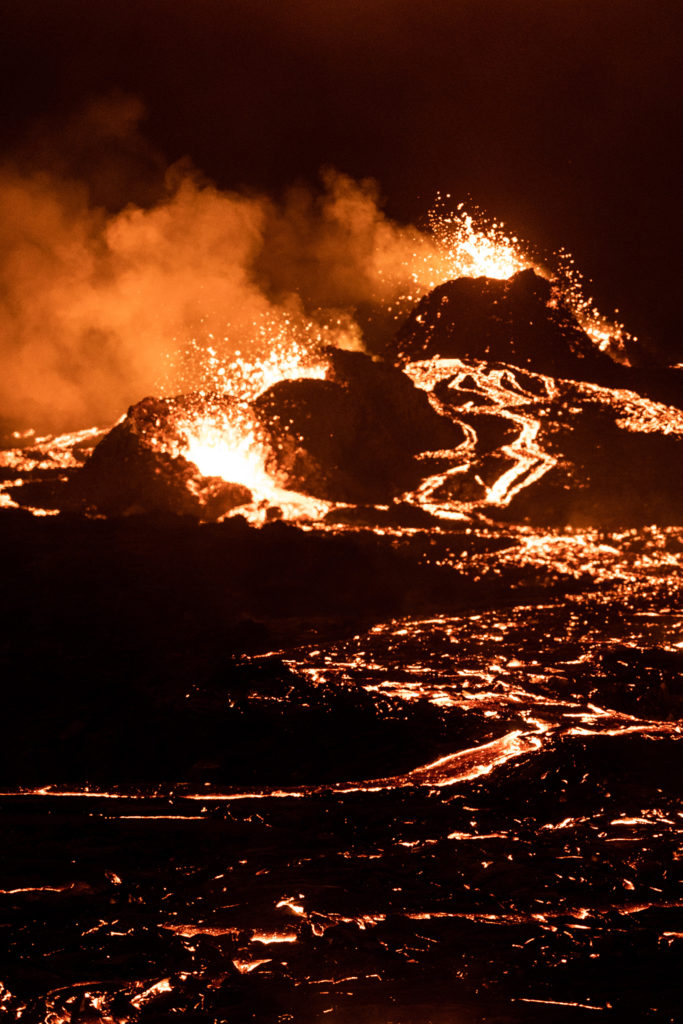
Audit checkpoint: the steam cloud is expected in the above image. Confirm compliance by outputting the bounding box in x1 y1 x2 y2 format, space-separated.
0 96 441 432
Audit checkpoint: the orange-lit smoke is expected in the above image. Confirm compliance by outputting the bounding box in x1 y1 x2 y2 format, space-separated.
0 97 462 432
7 95 628 434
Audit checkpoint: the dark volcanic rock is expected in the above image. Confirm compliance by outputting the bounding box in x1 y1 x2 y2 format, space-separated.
73 396 252 518
254 349 462 502
501 395 683 528
613 364 683 414
417 357 683 529
324 347 458 452
0 511 489 785
393 268 617 383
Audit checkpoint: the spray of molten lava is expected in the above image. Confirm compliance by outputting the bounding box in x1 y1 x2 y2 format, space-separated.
164 321 331 521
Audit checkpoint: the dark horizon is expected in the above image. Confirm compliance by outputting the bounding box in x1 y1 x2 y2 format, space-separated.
2 0 681 359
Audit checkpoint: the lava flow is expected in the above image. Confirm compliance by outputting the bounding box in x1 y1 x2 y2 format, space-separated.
1 202 682 1024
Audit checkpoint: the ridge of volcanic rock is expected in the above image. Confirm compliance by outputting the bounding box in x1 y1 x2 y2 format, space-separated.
393 268 618 384
253 348 462 504
72 395 252 519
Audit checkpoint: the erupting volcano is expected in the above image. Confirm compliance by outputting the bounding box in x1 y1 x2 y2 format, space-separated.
1 196 682 1024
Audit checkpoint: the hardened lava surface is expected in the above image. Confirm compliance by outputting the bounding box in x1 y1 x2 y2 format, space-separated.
1 304 683 1019
1 520 681 1021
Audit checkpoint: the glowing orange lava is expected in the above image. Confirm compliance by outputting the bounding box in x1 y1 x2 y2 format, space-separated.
166 327 331 521
412 199 633 358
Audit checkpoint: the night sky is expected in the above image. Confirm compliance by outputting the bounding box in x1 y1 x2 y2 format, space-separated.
2 0 681 358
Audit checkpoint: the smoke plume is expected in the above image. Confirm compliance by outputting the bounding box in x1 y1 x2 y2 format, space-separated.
0 96 442 432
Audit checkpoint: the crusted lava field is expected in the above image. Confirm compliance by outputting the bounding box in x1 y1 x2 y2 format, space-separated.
1 270 682 1022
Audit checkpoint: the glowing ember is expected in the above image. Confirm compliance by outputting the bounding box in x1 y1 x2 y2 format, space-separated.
233 958 273 974
426 198 530 283
251 930 298 945
130 979 173 1009
169 312 333 405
